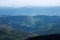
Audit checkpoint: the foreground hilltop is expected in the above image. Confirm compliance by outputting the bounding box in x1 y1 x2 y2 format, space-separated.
26 34 60 40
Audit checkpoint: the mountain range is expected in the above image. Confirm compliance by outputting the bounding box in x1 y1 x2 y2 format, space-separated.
0 7 60 16
0 15 60 35
0 7 60 40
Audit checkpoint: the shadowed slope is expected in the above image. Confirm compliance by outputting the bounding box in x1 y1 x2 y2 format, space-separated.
26 34 60 40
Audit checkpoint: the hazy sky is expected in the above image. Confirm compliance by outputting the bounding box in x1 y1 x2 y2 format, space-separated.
0 0 60 7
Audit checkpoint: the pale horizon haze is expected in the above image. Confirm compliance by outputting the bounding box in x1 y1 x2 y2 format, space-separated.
0 0 60 7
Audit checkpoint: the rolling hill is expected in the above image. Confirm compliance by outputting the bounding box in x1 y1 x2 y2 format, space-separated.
0 25 37 40
0 15 60 35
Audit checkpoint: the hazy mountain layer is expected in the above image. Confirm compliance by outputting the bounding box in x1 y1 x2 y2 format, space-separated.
0 15 60 35
0 7 60 16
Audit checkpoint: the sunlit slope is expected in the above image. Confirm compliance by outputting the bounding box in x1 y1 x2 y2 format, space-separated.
0 25 37 40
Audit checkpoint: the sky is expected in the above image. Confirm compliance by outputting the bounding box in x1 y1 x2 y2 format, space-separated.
0 0 60 7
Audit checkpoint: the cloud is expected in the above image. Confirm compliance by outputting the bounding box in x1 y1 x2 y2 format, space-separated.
0 0 60 7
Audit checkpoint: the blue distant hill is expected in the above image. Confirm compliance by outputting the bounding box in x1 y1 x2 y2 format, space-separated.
0 7 60 16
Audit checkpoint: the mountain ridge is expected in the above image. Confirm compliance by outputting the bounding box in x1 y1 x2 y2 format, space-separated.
0 7 60 16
